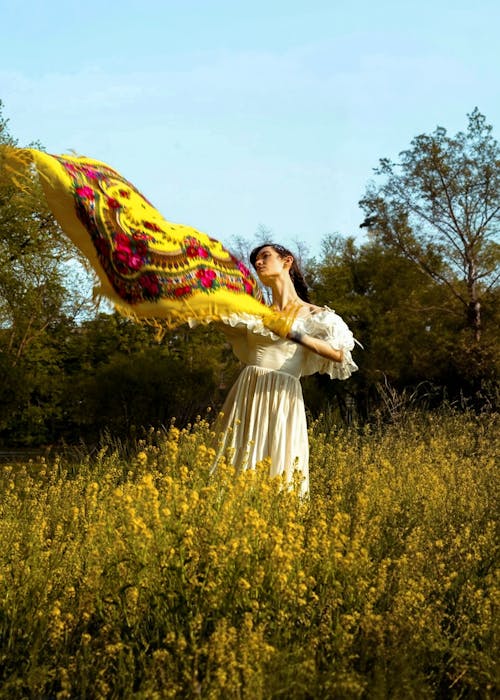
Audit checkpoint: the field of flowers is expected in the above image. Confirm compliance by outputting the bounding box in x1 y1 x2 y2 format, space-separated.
0 410 498 699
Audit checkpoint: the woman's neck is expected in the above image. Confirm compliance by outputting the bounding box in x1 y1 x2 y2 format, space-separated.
270 278 301 311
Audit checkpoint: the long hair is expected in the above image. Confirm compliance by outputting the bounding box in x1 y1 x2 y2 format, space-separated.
249 243 310 303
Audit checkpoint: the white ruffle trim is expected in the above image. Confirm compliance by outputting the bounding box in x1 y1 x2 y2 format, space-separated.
188 311 283 339
202 307 359 381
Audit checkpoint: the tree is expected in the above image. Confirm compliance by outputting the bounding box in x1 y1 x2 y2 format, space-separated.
57 316 238 444
309 234 454 417
310 230 500 413
360 109 500 344
0 101 93 362
0 101 97 444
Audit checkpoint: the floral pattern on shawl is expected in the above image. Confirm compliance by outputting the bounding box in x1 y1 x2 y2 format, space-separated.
58 155 259 306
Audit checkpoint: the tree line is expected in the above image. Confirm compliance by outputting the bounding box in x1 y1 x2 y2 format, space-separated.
0 103 498 447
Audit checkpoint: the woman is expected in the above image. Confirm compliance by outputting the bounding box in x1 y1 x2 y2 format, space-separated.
3 150 356 486
215 243 358 495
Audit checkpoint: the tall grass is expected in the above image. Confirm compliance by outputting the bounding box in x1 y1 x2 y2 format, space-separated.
0 410 498 698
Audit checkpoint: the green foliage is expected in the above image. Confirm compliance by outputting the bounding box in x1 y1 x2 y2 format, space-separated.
360 109 500 343
0 101 97 444
0 308 240 446
0 411 497 698
59 324 230 443
309 232 499 413
0 103 90 343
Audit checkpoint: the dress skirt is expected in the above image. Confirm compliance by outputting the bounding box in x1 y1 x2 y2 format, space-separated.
215 365 309 494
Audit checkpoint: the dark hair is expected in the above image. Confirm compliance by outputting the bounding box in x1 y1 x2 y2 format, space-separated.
249 243 310 303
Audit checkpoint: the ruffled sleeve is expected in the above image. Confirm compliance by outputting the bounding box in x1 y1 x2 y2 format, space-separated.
295 308 359 380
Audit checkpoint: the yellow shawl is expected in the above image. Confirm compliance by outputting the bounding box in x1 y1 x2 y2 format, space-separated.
2 147 294 336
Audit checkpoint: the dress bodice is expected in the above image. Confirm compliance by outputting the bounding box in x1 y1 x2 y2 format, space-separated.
221 307 358 380
229 330 306 378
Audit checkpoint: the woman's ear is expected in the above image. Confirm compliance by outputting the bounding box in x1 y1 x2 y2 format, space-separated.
283 255 294 270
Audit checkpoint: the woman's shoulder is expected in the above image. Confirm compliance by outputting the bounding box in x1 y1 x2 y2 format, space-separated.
307 303 324 315
295 302 326 318
300 303 335 321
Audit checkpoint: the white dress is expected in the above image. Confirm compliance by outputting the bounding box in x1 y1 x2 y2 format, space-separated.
215 308 358 495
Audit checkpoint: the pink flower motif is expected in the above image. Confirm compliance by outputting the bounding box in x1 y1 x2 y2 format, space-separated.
114 232 131 251
107 197 121 210
83 167 99 180
64 162 78 174
174 285 192 297
196 268 217 288
196 269 216 280
186 244 209 259
112 250 131 271
75 186 95 200
243 280 253 295
112 248 143 273
127 253 143 271
238 261 250 277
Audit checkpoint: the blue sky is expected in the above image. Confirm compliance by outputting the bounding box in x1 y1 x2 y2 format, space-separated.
1 0 499 257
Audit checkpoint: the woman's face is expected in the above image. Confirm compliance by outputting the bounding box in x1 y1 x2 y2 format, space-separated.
253 246 292 284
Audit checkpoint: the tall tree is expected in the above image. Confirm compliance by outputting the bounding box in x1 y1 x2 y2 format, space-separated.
360 109 500 343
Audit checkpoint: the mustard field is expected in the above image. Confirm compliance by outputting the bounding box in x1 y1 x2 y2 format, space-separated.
0 411 498 699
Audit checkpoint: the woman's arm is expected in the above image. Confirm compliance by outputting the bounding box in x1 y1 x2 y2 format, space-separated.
287 329 344 363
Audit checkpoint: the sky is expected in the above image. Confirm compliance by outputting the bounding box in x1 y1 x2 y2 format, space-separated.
1 0 499 258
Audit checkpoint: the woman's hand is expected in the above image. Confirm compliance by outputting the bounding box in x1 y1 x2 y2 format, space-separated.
287 330 344 363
